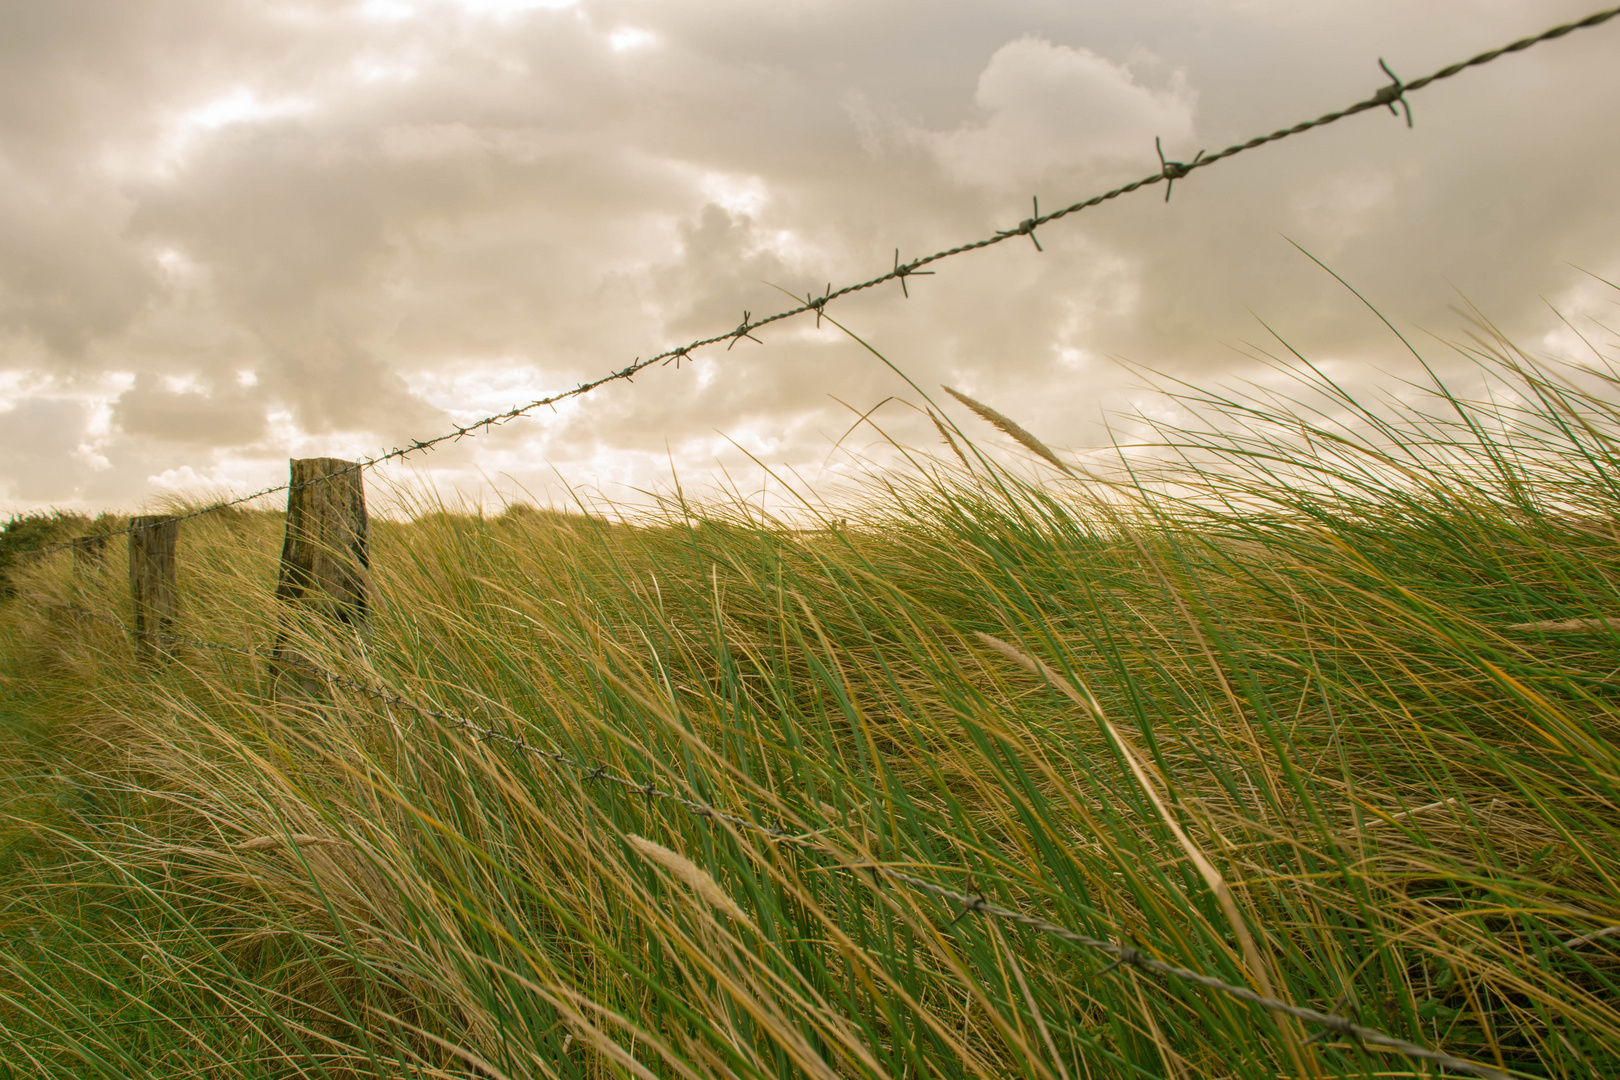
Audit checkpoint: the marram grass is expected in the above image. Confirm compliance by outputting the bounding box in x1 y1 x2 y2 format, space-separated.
1 332 1618 1079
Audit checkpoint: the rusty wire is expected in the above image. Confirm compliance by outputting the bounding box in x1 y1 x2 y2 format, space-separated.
53 602 1528 1080
15 5 1620 564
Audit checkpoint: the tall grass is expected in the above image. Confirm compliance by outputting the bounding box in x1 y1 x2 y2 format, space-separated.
0 319 1617 1079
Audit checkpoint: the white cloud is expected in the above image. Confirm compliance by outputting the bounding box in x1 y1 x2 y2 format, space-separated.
181 88 315 133
923 37 1198 190
405 362 557 419
152 247 193 275
698 171 770 217
149 89 317 177
610 27 657 53
160 374 202 394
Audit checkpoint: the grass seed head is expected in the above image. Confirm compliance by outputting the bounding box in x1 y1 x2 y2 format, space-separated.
626 834 756 930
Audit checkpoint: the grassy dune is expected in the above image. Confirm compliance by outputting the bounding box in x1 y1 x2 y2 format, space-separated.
0 330 1617 1079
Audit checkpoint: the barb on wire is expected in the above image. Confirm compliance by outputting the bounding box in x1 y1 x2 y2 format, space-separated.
892 249 934 299
16 6 1618 566
52 602 1513 1080
947 887 987 926
1093 943 1144 979
996 197 1044 250
1303 995 1362 1046
727 312 763 351
805 283 832 328
1155 137 1205 203
1375 58 1413 127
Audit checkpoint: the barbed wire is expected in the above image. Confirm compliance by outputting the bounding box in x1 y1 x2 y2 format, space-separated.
12 5 1618 565
52 602 1519 1080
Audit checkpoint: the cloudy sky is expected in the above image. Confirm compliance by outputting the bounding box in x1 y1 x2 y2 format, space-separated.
2 0 1617 516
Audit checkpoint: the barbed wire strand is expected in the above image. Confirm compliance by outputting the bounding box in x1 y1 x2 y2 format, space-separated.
13 5 1618 565
53 602 1519 1080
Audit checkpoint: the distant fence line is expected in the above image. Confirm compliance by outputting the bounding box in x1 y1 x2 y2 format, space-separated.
14 4 1620 562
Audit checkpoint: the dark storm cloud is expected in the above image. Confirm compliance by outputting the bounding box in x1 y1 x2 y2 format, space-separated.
1 0 1617 512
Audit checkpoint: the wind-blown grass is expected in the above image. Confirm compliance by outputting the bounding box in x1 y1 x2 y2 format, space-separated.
0 322 1616 1079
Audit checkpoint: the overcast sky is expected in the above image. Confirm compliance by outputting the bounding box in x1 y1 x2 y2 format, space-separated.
2 0 1617 516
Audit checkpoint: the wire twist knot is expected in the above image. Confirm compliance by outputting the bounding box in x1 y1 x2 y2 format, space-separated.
1156 137 1206 202
1097 944 1146 978
891 249 936 297
804 284 832 327
1304 996 1364 1045
1374 58 1413 126
996 197 1045 251
949 892 989 925
727 312 763 350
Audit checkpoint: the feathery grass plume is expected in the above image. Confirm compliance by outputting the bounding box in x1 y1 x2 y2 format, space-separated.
626 834 756 930
943 385 1075 475
927 408 974 472
1509 615 1620 631
234 833 351 852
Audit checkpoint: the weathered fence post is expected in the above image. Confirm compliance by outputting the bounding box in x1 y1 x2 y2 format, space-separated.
72 533 107 570
274 458 370 624
128 516 179 662
271 459 369 699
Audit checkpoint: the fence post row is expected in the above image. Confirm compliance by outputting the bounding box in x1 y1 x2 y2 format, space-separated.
128 515 179 663
86 460 366 667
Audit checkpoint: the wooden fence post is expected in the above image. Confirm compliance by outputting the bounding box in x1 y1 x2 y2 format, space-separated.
271 458 369 704
128 516 179 662
72 533 108 599
72 533 107 570
274 458 370 626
